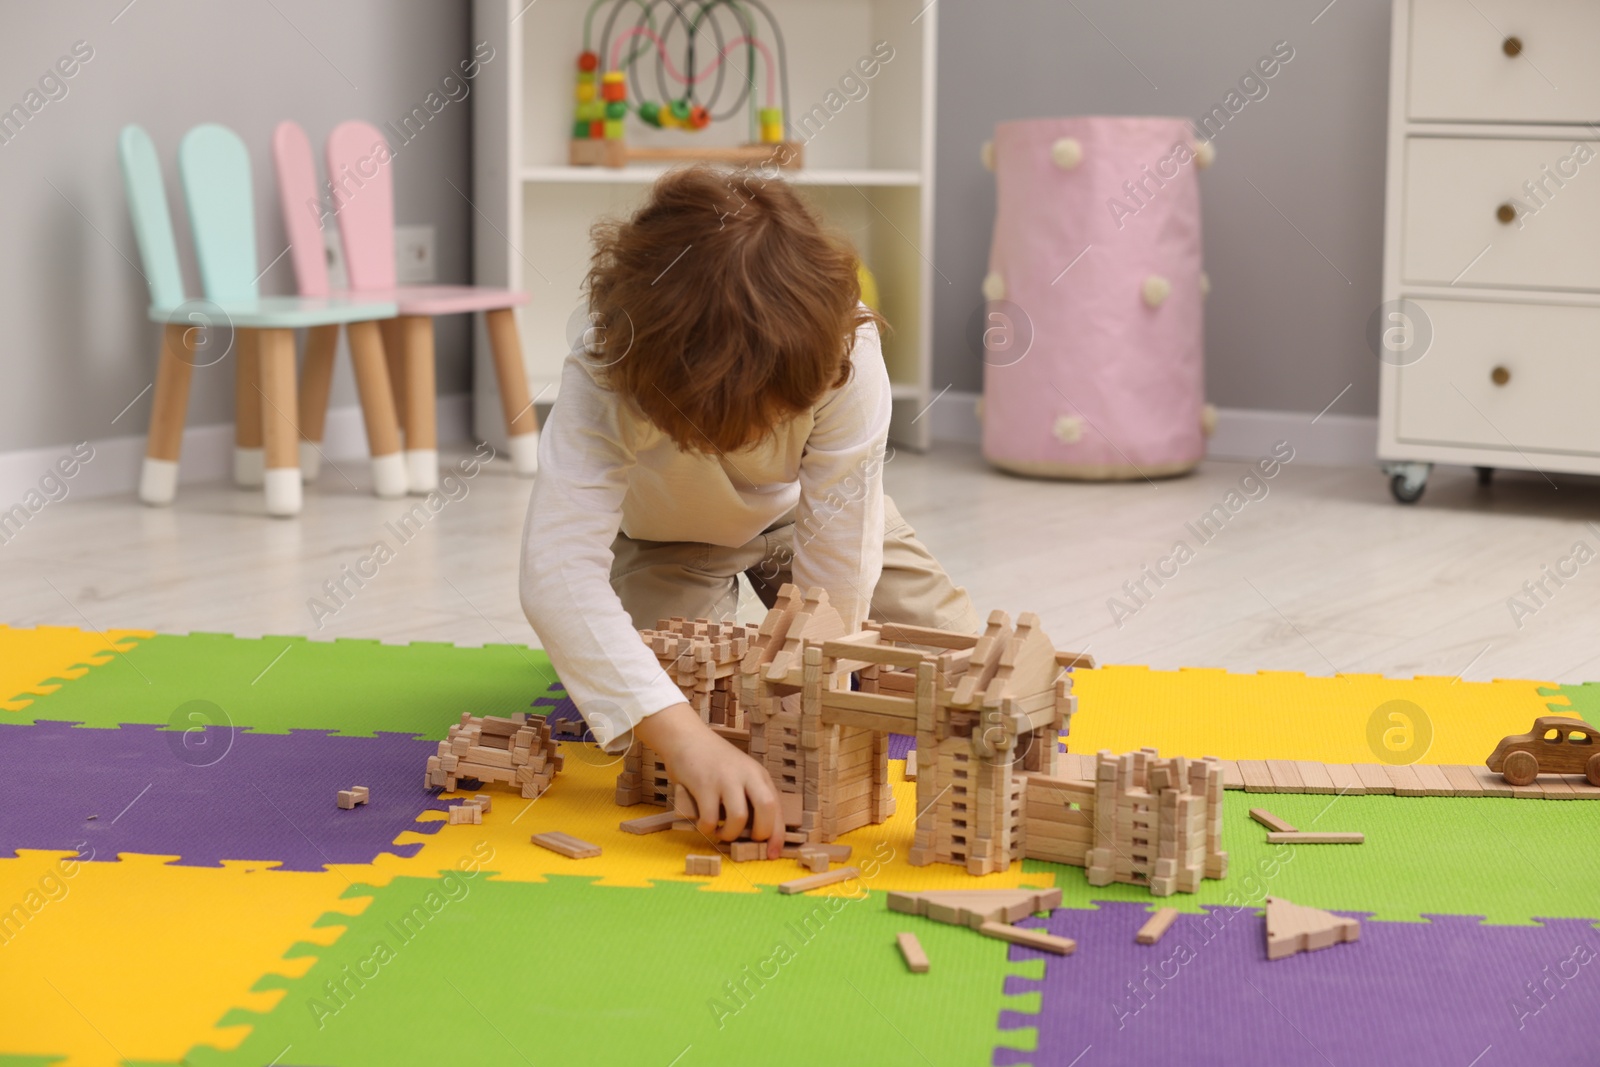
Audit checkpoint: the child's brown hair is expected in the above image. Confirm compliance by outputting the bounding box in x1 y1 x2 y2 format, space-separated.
584 166 881 454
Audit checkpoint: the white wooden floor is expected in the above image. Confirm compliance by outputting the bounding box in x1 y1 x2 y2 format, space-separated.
5 443 1599 686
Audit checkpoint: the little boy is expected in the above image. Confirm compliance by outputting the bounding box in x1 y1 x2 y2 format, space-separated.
521 167 975 855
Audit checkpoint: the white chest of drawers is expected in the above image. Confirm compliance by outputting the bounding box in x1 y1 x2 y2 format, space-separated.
1379 0 1600 502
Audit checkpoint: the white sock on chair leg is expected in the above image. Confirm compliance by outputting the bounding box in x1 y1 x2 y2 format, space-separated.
139 458 179 506
371 453 408 499
406 449 439 494
263 468 303 517
508 431 540 476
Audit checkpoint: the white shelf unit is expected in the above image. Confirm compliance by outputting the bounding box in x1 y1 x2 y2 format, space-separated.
1378 0 1600 503
471 0 938 451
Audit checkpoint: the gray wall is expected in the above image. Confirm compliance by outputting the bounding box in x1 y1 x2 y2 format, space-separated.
933 0 1391 417
0 0 475 453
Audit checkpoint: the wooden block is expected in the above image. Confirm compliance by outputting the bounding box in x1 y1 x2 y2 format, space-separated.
685 853 722 876
530 831 602 859
1266 832 1364 844
896 931 930 973
729 840 765 863
1536 776 1578 799
1410 763 1454 797
337 790 357 810
778 866 861 895
1238 760 1274 793
1265 895 1359 960
1294 761 1335 794
780 843 851 861
1249 808 1297 834
619 811 682 835
351 786 370 804
1353 764 1395 794
1265 760 1304 792
471 793 491 812
780 791 804 827
904 748 917 782
448 804 482 825
977 921 1075 956
1441 765 1487 797
1135 907 1179 945
799 849 830 873
1383 763 1427 797
1216 759 1244 790
1324 764 1365 795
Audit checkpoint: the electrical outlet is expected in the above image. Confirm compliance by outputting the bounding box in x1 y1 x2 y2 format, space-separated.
395 224 436 283
322 226 349 289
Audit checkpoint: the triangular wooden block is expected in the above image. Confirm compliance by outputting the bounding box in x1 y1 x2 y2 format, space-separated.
887 888 1062 928
1264 896 1360 960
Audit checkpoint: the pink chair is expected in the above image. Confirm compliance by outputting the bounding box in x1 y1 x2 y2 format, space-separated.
272 120 540 493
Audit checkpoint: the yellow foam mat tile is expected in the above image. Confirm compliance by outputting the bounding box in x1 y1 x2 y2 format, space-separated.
0 624 151 713
356 753 1055 896
0 850 364 1067
1066 665 1559 765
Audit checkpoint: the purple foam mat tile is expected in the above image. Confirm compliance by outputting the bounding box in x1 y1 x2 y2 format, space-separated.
0 720 450 871
532 688 589 740
889 733 913 760
996 901 1600 1067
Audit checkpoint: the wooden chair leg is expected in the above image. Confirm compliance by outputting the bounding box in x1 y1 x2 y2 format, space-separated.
297 323 340 483
485 307 540 476
398 315 438 493
139 323 196 506
379 317 407 442
257 327 302 517
233 328 264 487
345 320 407 498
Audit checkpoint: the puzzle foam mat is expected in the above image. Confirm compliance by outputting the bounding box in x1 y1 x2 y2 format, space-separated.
1 626 1596 1066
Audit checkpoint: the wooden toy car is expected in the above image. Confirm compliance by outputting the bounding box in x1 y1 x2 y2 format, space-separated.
1486 716 1600 786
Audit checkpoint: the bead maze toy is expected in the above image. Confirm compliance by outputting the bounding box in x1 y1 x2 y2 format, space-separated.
570 0 802 170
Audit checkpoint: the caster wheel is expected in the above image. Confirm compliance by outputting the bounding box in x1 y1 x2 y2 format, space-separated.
1475 466 1494 487
1390 474 1426 504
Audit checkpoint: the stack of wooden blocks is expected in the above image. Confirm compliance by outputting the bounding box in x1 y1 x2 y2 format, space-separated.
425 712 564 800
1084 749 1227 895
616 619 758 807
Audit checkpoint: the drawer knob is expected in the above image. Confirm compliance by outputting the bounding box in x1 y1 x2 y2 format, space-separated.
1496 202 1517 224
1491 365 1511 386
1504 36 1523 57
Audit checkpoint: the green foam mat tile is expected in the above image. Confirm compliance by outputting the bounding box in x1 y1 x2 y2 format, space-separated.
1543 682 1600 727
186 875 1017 1067
1025 790 1600 925
9 632 559 738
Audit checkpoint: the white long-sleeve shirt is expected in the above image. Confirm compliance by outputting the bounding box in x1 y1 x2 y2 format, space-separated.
519 317 891 750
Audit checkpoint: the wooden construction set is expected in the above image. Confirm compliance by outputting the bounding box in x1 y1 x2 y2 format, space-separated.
569 0 802 170
621 585 1110 879
424 711 564 800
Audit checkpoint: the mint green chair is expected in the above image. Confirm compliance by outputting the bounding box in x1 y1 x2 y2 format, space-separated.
118 124 403 516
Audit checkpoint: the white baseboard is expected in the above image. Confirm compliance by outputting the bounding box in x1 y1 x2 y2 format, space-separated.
0 395 472 503
926 390 1378 468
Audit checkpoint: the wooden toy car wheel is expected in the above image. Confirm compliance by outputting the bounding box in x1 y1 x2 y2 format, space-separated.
1588 752 1600 788
1502 750 1539 786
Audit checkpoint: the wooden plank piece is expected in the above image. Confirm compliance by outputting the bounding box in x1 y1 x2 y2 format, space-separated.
1135 907 1179 945
619 811 681 835
1441 764 1487 797
1353 764 1395 794
1324 764 1365 796
1295 761 1336 795
896 932 930 973
778 865 861 895
1238 760 1275 793
977 921 1075 956
1266 832 1365 844
530 831 602 859
1411 763 1454 797
1266 759 1304 792
1249 808 1297 834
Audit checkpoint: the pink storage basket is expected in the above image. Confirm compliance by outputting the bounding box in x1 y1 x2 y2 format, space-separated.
980 117 1212 479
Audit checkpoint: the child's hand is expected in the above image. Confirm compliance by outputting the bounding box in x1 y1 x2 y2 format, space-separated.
634 702 784 859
